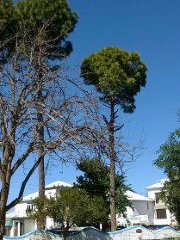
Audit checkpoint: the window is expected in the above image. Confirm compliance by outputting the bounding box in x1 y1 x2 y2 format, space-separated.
14 222 18 236
155 193 163 204
147 203 149 210
20 222 24 236
156 209 167 219
26 203 33 212
13 222 24 236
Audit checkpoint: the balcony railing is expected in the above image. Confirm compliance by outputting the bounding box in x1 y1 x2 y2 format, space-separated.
155 203 167 209
128 215 149 223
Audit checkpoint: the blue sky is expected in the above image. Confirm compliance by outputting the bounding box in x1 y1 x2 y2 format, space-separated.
9 0 180 201
66 0 180 195
66 0 180 194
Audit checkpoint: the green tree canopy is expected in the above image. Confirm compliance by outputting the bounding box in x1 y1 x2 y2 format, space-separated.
28 187 108 236
55 187 108 227
155 129 180 178
81 47 147 112
75 158 131 214
154 129 180 225
15 0 78 59
0 0 78 62
0 0 16 38
0 0 18 64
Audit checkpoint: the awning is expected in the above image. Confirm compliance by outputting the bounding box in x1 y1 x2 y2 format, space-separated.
5 220 13 228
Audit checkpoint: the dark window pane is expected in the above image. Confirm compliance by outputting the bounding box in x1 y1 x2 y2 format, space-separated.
156 209 167 219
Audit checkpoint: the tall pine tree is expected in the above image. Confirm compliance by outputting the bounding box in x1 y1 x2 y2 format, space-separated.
81 47 147 230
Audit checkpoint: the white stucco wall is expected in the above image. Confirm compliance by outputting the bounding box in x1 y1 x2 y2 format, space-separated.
147 189 162 200
24 219 36 234
153 209 172 225
117 200 154 225
133 201 150 215
133 200 154 224
14 203 28 217
46 217 55 229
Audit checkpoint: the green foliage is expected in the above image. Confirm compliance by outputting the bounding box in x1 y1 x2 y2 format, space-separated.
0 0 16 35
75 158 131 214
54 187 108 226
29 187 108 229
0 0 78 62
81 47 147 112
154 129 180 225
160 181 180 225
27 195 50 221
15 0 78 58
16 0 77 39
0 0 18 63
155 129 180 177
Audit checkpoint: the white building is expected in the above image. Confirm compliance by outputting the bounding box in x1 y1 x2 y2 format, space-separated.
117 190 154 226
118 178 176 227
5 179 175 237
5 181 72 237
146 178 176 226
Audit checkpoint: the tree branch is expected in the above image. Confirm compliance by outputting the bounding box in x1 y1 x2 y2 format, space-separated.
10 142 34 176
6 156 43 211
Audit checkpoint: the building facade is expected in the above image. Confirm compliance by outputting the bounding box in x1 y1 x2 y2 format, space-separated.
117 190 154 226
146 178 176 226
117 179 175 227
5 181 72 237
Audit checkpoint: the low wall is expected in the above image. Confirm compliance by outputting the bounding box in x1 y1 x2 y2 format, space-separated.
4 225 180 240
109 226 180 240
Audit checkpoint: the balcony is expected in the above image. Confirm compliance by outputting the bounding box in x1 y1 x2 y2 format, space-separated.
128 215 149 224
155 203 167 210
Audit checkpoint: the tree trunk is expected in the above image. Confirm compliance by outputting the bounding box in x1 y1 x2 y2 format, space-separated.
62 231 67 240
0 213 6 240
109 100 116 231
37 156 45 229
62 224 69 240
0 179 10 240
37 90 45 230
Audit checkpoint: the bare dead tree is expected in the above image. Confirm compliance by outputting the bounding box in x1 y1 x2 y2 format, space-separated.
0 0 78 229
0 33 99 238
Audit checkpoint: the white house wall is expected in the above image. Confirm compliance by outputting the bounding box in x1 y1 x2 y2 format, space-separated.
46 217 55 229
24 219 36 234
14 203 27 217
147 189 162 200
117 200 154 226
133 201 149 215
146 180 174 226
153 209 172 225
133 200 154 224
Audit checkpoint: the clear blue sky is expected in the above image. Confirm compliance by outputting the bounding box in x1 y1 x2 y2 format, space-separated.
9 0 180 202
66 0 180 195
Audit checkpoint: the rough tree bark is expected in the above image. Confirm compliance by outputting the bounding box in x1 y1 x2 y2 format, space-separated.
109 99 116 231
37 101 45 229
37 75 45 229
0 181 9 240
